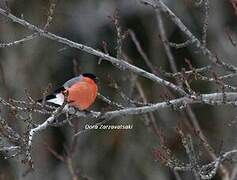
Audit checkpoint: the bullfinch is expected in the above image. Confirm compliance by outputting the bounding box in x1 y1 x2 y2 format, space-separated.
39 73 98 110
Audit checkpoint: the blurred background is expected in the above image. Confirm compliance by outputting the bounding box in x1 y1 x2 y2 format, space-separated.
0 0 237 179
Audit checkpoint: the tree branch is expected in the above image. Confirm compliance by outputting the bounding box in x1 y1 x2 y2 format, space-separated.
0 7 187 96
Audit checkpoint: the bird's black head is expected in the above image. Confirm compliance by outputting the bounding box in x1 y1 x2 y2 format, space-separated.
82 73 98 83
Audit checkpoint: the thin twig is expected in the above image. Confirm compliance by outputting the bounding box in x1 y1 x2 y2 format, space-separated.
155 5 230 178
128 29 158 74
0 33 38 48
0 7 187 96
142 0 237 73
202 0 209 46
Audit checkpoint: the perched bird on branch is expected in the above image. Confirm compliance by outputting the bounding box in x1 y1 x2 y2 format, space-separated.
38 73 98 110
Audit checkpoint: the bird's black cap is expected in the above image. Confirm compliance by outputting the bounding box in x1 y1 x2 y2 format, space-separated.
82 73 98 83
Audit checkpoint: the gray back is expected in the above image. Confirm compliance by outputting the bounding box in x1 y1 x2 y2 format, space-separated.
63 75 83 88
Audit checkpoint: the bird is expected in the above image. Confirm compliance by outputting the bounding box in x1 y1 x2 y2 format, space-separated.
38 73 98 111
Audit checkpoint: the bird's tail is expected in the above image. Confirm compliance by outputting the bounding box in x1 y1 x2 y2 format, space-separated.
37 94 56 102
37 94 64 107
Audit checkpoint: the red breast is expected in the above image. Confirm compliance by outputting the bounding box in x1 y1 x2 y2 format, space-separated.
65 77 98 110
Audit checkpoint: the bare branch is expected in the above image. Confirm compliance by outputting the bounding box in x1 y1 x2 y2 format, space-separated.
97 93 124 109
156 9 178 73
0 33 38 48
26 104 66 167
141 0 237 73
169 39 194 49
128 29 158 74
0 7 187 96
44 0 57 30
202 0 210 46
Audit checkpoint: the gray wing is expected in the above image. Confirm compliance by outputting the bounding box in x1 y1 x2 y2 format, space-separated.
63 75 83 88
